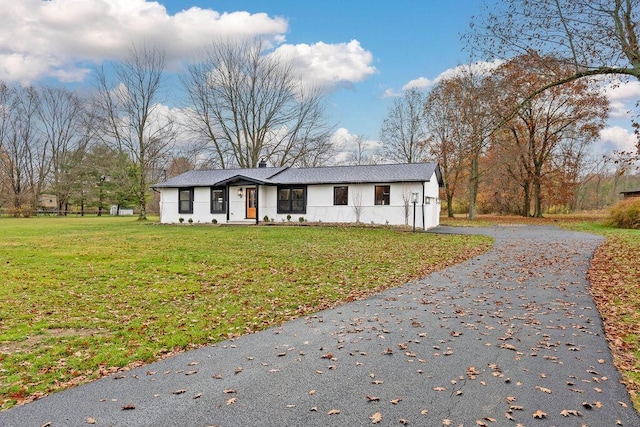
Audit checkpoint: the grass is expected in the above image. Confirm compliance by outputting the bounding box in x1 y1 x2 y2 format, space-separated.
0 216 492 410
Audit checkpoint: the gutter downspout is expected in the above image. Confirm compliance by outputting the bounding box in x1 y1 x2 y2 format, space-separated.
226 185 230 223
422 182 426 230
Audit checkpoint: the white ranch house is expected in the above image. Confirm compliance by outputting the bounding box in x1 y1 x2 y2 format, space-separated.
152 162 443 229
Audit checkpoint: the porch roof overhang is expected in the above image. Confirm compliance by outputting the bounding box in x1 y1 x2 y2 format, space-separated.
214 174 274 187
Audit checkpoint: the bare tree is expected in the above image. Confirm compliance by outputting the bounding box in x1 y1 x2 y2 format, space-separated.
182 39 334 169
38 86 91 214
447 69 500 220
0 83 47 214
352 187 363 223
468 0 640 154
424 79 468 217
379 88 429 163
94 45 175 220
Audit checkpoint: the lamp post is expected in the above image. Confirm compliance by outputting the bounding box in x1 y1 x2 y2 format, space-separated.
411 191 418 232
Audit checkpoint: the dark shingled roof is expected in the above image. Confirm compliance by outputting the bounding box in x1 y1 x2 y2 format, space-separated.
152 163 443 188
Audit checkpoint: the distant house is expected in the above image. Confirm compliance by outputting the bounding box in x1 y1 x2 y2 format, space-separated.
152 162 443 230
110 205 134 216
620 188 640 199
38 194 57 211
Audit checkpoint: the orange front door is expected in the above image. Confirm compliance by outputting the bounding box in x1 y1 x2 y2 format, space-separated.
246 188 257 219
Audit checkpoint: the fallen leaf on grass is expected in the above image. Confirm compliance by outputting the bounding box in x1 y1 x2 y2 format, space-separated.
370 412 382 424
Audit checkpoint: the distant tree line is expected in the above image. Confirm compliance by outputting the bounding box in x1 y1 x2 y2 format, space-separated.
2 0 639 219
376 0 640 218
0 41 336 219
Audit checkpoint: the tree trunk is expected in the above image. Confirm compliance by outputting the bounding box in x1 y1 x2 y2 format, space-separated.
446 192 454 218
468 156 480 220
522 181 531 217
533 175 543 218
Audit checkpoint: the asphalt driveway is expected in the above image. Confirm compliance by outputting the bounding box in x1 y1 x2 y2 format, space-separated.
2 225 638 426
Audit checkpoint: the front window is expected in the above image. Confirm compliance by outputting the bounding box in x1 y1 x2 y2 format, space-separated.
178 188 194 213
210 187 226 213
334 186 348 205
374 185 390 205
278 186 306 213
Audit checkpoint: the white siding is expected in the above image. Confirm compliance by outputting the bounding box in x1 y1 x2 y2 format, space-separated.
158 171 441 229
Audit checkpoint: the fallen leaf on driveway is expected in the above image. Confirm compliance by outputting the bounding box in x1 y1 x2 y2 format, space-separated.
532 409 546 419
534 385 552 394
370 412 382 424
500 343 518 351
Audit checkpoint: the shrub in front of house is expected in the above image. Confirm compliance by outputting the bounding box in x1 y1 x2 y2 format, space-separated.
179 217 184 223
607 198 640 229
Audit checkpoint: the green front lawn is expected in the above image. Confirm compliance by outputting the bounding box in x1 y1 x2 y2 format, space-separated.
0 217 491 410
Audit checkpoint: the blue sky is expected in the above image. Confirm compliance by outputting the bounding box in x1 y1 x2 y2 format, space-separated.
160 0 483 140
0 0 637 158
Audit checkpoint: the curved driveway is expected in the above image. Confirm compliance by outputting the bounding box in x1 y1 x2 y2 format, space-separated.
2 225 639 426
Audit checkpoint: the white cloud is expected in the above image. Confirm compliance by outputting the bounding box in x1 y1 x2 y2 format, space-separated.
402 77 434 91
602 79 640 118
0 0 288 83
387 59 504 99
329 127 382 165
272 40 376 92
599 126 637 152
